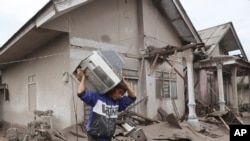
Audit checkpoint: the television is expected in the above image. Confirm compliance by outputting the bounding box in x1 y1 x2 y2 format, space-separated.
75 50 124 94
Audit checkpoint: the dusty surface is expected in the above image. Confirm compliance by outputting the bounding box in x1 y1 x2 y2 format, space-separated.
140 119 229 141
1 114 250 141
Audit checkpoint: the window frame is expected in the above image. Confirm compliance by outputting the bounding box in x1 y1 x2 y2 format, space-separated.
155 71 177 99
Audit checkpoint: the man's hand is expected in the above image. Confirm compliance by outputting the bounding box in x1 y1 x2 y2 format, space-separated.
77 68 86 94
76 68 85 81
119 72 136 98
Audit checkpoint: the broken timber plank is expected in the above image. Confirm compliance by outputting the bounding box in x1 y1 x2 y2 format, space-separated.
225 105 244 125
166 113 182 129
148 54 159 76
212 109 229 130
123 96 148 112
146 43 204 56
52 128 67 141
170 49 177 78
157 107 168 122
186 125 204 139
130 116 145 123
208 88 244 125
165 59 185 80
172 100 180 119
157 108 182 128
129 111 160 123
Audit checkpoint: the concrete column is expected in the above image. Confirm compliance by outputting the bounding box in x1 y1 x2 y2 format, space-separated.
184 48 200 128
231 66 238 114
216 62 225 111
249 74 250 105
199 69 208 105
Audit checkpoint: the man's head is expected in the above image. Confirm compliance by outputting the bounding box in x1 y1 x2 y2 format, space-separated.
108 82 127 101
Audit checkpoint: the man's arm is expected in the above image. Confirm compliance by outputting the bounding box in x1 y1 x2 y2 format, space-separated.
77 68 86 95
120 73 136 99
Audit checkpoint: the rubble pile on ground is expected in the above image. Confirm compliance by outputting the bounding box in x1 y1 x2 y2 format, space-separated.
1 105 250 141
0 110 67 141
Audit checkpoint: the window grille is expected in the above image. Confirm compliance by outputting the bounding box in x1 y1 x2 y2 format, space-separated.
155 71 177 99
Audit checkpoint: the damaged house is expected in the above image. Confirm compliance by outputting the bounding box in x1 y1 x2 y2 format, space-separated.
0 0 249 135
194 22 250 115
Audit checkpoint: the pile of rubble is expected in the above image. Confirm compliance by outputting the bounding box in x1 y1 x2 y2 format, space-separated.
1 101 250 141
61 97 234 141
1 110 67 141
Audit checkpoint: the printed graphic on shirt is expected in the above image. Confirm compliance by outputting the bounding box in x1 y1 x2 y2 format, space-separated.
93 100 119 118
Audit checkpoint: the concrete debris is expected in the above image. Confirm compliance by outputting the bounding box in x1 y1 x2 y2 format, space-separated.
208 110 228 117
152 132 192 141
199 117 222 125
6 128 18 141
241 112 250 117
2 105 250 141
157 108 182 129
4 110 67 141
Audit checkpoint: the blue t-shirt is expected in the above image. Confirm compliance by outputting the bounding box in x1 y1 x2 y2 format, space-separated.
78 90 135 140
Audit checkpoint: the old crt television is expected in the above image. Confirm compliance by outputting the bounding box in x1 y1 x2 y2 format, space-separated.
76 50 124 94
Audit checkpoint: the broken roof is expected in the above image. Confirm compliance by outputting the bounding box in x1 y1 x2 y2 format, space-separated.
198 22 248 61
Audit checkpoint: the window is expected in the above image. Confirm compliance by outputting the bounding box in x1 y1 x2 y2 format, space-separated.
155 71 177 99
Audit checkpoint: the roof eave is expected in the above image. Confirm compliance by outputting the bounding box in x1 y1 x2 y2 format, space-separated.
0 0 95 69
153 0 202 44
173 0 202 43
0 1 53 51
1 0 94 50
228 22 248 61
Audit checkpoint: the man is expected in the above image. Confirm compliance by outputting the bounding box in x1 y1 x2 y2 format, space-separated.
76 68 136 141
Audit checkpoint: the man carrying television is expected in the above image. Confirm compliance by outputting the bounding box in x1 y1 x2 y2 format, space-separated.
76 68 136 141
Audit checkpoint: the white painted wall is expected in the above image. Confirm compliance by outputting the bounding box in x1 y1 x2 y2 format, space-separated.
141 0 185 118
1 34 72 130
43 0 139 55
0 0 188 129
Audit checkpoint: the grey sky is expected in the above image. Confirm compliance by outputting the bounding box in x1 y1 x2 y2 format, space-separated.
0 0 250 58
0 0 48 46
180 0 250 59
